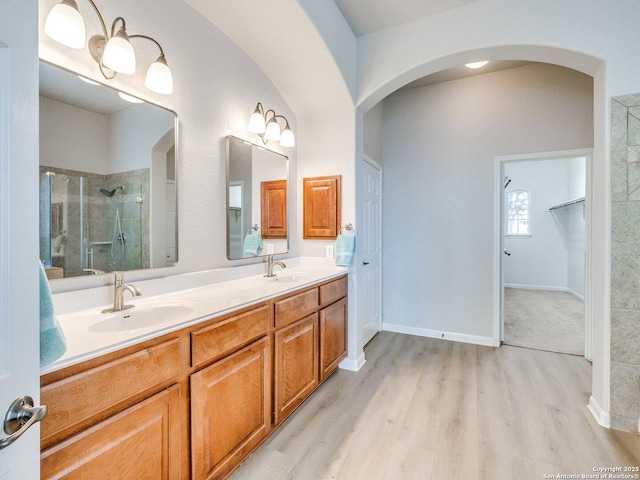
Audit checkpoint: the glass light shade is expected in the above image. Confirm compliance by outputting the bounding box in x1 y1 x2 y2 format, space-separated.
44 0 86 49
265 118 281 141
102 27 136 74
465 61 489 69
279 124 295 147
145 56 173 95
248 107 266 133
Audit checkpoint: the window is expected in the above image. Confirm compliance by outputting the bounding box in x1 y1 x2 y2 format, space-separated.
507 190 530 236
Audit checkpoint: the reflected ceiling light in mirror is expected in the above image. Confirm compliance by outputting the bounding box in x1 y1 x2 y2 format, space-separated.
248 102 295 147
118 92 144 103
77 75 100 86
465 61 489 69
43 0 174 94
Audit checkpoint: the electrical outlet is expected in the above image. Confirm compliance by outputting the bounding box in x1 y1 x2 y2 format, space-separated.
266 243 274 254
326 245 334 258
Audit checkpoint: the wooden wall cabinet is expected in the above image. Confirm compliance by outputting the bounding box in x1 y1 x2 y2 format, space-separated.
261 179 287 238
41 275 347 480
303 175 341 239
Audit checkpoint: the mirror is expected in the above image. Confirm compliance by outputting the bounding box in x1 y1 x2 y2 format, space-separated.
39 60 178 278
226 136 289 260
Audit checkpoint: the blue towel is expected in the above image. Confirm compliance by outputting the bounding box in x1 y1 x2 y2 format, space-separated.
39 262 67 367
242 232 263 258
335 233 356 267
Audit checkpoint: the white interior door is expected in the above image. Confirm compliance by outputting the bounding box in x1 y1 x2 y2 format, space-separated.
0 40 42 477
359 156 382 346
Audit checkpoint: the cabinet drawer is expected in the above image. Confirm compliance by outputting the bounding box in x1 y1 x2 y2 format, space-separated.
41 385 181 480
191 305 269 367
319 276 347 306
274 288 318 329
41 339 180 448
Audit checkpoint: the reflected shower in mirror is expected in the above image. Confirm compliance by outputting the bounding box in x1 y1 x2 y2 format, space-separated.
39 60 178 279
226 136 289 260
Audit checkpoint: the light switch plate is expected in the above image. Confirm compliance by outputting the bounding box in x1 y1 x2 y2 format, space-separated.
266 244 274 254
326 245 334 258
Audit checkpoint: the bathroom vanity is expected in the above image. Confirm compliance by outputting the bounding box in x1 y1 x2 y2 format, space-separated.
40 270 348 480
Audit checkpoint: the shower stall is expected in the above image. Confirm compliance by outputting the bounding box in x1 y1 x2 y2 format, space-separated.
39 167 149 277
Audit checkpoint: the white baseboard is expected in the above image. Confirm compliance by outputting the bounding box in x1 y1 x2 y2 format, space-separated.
567 288 585 302
588 395 610 428
382 323 497 347
339 352 366 371
505 284 585 302
504 283 566 292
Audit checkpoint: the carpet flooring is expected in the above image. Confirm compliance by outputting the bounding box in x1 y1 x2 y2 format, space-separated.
503 288 585 356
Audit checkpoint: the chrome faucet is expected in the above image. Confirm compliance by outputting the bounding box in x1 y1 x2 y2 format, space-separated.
265 254 286 278
102 271 142 313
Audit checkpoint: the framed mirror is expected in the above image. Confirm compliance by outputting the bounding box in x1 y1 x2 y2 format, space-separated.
39 60 178 279
226 136 289 260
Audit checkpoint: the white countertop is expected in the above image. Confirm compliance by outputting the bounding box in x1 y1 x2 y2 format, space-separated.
42 261 347 375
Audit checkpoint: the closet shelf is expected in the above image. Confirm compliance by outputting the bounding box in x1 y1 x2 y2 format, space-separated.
548 197 585 211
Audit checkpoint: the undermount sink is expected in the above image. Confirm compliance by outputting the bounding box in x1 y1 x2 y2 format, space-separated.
89 304 196 333
266 272 308 283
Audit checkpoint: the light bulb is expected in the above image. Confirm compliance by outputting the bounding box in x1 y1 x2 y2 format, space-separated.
145 55 173 94
248 105 266 133
265 117 281 141
102 27 136 74
280 123 295 147
44 0 86 49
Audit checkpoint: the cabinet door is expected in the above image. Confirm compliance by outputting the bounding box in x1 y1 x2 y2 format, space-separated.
191 336 271 480
320 297 348 381
261 179 287 238
273 314 319 425
41 385 181 479
303 175 341 238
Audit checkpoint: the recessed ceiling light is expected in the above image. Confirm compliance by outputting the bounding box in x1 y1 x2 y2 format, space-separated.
465 61 489 69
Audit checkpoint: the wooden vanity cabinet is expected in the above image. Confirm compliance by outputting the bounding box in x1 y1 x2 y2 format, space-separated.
41 385 182 479
320 297 348 381
273 313 319 424
272 275 348 425
191 337 271 480
41 275 347 480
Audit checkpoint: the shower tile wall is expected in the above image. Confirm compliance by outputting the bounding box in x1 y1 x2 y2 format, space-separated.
610 93 640 433
40 166 150 276
88 169 150 273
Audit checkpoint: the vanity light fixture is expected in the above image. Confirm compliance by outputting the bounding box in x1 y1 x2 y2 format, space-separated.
248 102 295 147
465 61 489 69
44 0 174 95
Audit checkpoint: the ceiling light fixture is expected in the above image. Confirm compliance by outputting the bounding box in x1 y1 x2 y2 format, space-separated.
465 61 489 69
248 102 295 147
44 0 174 95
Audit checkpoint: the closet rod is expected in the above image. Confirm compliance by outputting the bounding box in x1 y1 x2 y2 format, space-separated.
548 196 585 211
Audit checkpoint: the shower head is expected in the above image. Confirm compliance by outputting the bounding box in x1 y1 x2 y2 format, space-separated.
100 185 124 197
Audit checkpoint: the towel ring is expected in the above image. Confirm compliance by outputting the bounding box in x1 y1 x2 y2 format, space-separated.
339 223 356 235
247 224 259 235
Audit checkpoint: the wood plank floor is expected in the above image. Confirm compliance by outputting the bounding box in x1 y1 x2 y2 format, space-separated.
230 332 640 480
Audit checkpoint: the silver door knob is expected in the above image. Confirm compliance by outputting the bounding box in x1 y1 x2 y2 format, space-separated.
0 396 47 450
